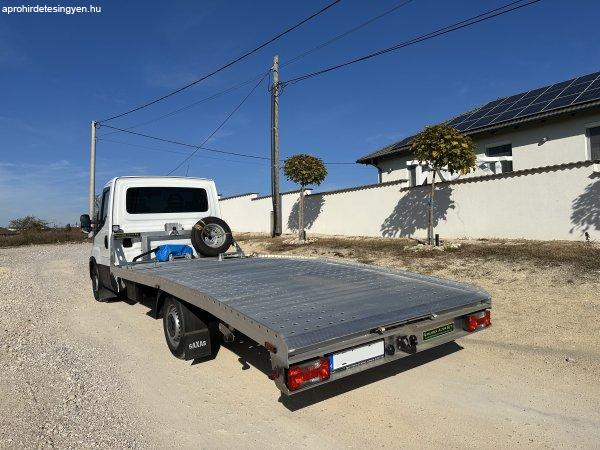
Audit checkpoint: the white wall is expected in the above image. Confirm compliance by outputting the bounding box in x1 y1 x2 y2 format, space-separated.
377 111 600 183
220 162 600 241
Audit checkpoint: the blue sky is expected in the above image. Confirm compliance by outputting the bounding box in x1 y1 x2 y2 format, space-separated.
1 0 599 226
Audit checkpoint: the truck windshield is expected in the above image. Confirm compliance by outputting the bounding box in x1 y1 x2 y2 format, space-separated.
126 187 208 214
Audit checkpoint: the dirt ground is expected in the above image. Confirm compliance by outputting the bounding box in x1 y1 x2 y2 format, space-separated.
0 238 599 449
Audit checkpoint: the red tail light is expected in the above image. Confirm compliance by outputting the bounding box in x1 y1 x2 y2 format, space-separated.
465 310 491 332
287 358 330 391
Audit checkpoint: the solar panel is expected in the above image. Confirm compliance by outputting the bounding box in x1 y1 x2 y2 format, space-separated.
588 79 600 90
490 109 521 123
534 89 565 103
516 102 550 117
573 73 598 84
520 87 547 99
470 114 500 128
511 96 537 110
455 119 478 131
447 114 470 126
448 71 600 132
577 87 600 103
463 107 494 122
549 80 573 91
561 83 589 96
546 94 580 110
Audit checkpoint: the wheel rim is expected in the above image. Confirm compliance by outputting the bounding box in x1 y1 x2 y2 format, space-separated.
201 223 226 248
165 304 182 348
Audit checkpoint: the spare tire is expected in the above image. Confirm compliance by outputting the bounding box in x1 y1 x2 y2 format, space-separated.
191 217 233 257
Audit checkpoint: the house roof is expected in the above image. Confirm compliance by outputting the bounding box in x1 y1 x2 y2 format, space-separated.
357 70 600 164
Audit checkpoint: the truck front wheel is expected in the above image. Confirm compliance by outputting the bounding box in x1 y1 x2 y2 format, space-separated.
90 263 106 302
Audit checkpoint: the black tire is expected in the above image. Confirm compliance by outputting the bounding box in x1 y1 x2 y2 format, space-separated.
90 263 106 302
162 297 185 359
191 217 233 257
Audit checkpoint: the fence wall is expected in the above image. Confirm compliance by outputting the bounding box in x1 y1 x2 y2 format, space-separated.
219 162 600 241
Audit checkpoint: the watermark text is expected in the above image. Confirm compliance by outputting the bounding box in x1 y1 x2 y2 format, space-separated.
2 4 102 15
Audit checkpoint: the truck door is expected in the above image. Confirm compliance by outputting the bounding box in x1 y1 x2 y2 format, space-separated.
93 187 112 286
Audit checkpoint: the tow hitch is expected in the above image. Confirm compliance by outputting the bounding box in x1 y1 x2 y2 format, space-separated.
397 335 418 354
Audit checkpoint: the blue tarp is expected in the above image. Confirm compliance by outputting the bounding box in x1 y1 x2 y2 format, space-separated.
155 244 193 262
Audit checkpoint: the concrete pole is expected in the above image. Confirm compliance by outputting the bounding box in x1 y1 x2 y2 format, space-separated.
88 120 97 219
271 55 282 236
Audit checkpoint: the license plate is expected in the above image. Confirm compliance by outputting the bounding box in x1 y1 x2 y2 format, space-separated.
330 340 384 371
423 323 454 341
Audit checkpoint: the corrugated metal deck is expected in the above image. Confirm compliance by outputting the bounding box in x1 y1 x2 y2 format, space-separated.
120 256 490 354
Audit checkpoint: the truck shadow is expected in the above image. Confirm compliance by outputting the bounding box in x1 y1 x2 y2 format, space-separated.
223 334 462 410
223 333 273 373
124 299 464 408
279 342 463 411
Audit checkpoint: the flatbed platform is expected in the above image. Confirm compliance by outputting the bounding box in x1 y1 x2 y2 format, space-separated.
113 256 490 360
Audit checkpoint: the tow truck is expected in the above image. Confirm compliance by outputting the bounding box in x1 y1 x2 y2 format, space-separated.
80 176 491 395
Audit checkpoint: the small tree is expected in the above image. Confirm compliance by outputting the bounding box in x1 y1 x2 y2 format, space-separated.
283 154 327 241
411 124 476 244
8 215 49 232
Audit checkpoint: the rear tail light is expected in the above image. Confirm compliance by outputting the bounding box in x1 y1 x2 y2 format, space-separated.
286 358 330 392
464 310 491 332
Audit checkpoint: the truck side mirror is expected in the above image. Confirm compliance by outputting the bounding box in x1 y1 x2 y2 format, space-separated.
80 214 92 233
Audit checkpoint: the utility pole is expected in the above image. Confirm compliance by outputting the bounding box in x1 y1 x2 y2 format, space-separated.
270 55 282 236
88 120 97 219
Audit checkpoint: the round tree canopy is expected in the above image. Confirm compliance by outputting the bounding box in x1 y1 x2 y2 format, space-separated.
410 124 476 175
283 154 327 187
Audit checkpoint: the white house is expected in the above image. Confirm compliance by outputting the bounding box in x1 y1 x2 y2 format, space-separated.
357 71 600 185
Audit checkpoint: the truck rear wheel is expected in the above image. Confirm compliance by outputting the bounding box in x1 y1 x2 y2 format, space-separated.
163 297 186 359
161 297 218 361
191 217 233 257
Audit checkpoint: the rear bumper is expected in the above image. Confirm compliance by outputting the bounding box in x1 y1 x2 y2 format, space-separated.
275 301 491 395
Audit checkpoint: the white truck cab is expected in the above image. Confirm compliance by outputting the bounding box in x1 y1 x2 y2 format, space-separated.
83 176 222 298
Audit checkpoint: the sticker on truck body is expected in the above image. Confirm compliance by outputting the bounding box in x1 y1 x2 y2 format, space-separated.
423 323 454 341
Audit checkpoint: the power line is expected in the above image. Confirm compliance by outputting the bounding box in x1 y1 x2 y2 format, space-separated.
99 132 357 167
98 72 269 137
282 0 415 68
97 137 270 166
283 0 542 86
98 77 356 168
99 0 414 137
97 0 344 123
166 74 268 174
99 124 269 161
98 135 357 167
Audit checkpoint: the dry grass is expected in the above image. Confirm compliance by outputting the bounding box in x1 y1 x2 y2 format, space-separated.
235 233 600 275
0 228 89 248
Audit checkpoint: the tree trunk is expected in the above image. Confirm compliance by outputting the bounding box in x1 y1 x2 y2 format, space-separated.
428 170 436 245
299 186 305 241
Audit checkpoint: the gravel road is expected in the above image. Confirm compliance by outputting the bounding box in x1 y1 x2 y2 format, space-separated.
1 243 599 448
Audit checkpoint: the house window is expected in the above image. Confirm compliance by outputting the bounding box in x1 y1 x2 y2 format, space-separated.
486 143 513 172
589 126 600 161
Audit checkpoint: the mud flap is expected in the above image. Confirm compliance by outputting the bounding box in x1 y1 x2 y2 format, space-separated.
179 302 213 360
97 285 115 301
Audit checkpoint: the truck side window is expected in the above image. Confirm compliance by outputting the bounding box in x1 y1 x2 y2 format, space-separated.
98 188 110 229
